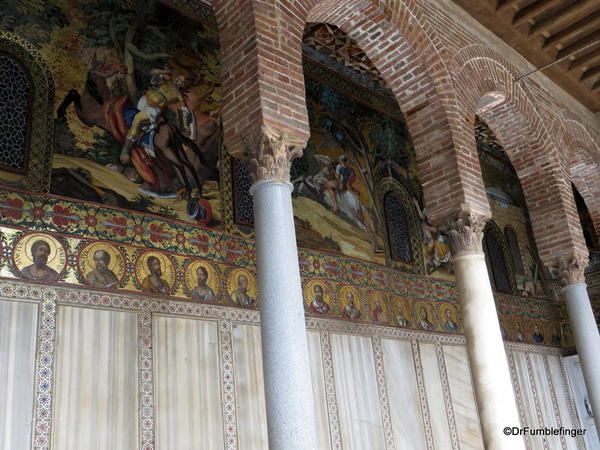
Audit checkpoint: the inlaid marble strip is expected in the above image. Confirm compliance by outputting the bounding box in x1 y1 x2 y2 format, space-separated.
411 340 435 450
220 320 238 450
0 299 38 450
557 357 586 450
435 343 459 450
507 351 533 450
32 299 56 450
320 331 342 450
525 353 550 450
371 335 395 450
138 312 154 450
542 355 567 449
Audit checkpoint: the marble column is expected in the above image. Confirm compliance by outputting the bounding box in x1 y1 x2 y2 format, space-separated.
246 126 318 449
443 212 525 450
552 255 600 435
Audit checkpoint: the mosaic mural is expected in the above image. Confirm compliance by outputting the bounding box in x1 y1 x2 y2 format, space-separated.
1 0 222 225
0 187 563 346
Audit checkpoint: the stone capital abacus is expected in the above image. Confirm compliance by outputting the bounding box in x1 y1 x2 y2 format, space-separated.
441 210 490 255
230 126 306 185
549 254 589 287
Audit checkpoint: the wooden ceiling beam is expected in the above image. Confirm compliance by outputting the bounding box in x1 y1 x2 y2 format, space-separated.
581 64 600 82
513 0 564 27
556 33 600 61
569 46 600 70
528 0 590 37
542 10 600 49
497 0 522 13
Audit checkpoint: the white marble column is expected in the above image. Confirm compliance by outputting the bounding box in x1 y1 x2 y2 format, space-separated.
444 212 525 450
246 126 318 449
552 256 600 435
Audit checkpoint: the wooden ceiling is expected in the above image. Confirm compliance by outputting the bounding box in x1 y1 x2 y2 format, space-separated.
451 0 600 112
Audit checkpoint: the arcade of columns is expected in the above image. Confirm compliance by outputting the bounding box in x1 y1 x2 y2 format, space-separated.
209 0 600 448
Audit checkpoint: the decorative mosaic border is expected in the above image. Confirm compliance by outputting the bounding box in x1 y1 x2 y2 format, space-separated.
320 331 342 449
371 335 395 449
32 298 56 450
220 320 238 450
0 221 563 345
138 312 154 450
411 340 435 450
435 343 460 450
524 353 550 450
558 357 586 450
542 355 568 449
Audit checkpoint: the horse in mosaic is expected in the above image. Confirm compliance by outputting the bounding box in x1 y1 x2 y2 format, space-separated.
56 55 220 200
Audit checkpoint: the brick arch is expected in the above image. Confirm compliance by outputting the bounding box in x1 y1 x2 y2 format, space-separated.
451 44 587 264
552 110 600 238
303 0 490 223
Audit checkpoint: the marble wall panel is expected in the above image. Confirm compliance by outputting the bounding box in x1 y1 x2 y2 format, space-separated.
546 355 579 450
529 353 563 450
512 351 544 450
231 323 268 449
153 315 223 449
381 338 427 449
307 330 332 450
419 342 453 450
443 345 484 449
0 299 38 450
331 333 385 450
52 306 138 450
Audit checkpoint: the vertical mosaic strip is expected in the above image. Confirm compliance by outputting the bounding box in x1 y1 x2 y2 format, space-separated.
32 299 56 450
507 351 532 450
320 331 342 449
558 357 586 450
371 335 395 450
411 340 434 450
435 343 460 450
525 353 550 450
542 355 567 449
220 320 238 450
138 312 154 450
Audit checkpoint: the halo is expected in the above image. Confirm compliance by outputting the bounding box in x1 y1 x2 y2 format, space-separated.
413 302 435 325
135 251 175 287
185 260 219 295
226 268 257 299
368 291 388 313
303 280 330 307
79 242 125 281
392 296 410 316
338 285 360 310
13 233 65 272
439 302 458 320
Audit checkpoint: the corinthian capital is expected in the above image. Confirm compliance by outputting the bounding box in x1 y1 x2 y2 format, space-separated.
441 211 489 255
239 126 306 184
549 254 588 287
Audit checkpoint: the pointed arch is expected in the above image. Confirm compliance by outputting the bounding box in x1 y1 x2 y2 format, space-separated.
0 31 55 193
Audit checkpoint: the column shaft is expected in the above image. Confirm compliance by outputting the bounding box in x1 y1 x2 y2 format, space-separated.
563 283 600 435
453 251 525 450
251 180 318 450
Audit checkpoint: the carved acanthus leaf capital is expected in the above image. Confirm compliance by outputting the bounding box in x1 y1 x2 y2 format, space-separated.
549 254 588 287
440 211 490 254
241 126 306 184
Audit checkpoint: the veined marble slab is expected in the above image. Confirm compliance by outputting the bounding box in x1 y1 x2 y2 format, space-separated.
529 353 562 450
512 351 544 450
0 299 38 450
232 323 268 449
546 355 579 450
52 306 138 450
419 342 452 450
307 330 332 450
382 338 427 449
331 333 385 450
153 315 223 449
443 345 483 449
